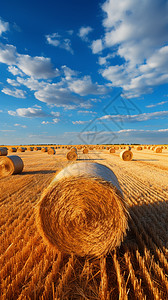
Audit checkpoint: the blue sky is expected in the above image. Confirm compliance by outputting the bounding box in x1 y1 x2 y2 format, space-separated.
0 0 168 145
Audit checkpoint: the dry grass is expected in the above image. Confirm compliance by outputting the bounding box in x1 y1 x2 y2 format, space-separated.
0 147 168 299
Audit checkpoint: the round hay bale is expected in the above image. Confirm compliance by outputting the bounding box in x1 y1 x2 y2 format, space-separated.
70 147 77 152
126 146 131 150
114 146 119 150
10 147 17 152
66 151 78 161
41 147 48 152
0 148 8 156
136 146 142 150
109 148 115 153
155 147 162 153
18 147 25 152
120 150 133 161
0 155 24 177
83 148 88 154
27 147 33 151
36 162 128 257
48 148 56 155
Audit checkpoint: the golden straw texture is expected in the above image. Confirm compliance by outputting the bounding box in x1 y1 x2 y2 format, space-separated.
0 155 24 177
36 162 128 257
120 150 133 161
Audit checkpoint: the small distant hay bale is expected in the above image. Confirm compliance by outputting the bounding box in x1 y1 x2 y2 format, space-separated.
0 155 24 177
10 147 17 152
66 150 78 161
70 147 77 152
106 147 110 150
136 146 142 150
148 146 151 149
155 147 162 153
18 147 25 152
27 147 33 151
120 150 133 161
0 148 8 156
83 148 88 154
151 146 155 151
126 146 131 150
48 148 56 155
34 146 41 151
114 146 119 150
109 148 115 153
41 147 48 152
36 162 128 257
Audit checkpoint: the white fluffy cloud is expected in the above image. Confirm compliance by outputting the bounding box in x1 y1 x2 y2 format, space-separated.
146 101 168 108
91 39 103 54
68 75 107 96
17 55 59 79
14 123 27 128
2 87 26 98
72 120 89 125
42 118 60 124
0 44 17 65
0 44 60 79
7 78 20 87
8 66 24 76
78 26 93 41
99 0 168 98
8 107 50 118
46 33 73 54
0 19 9 36
34 82 81 106
99 111 168 122
16 77 47 91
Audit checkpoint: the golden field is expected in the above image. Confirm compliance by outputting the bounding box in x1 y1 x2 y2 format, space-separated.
0 146 168 299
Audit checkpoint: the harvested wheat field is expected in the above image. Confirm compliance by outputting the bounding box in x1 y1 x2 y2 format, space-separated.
0 146 168 300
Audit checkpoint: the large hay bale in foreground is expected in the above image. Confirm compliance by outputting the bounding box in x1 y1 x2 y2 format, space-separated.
36 162 128 257
0 148 8 156
120 150 133 161
0 155 24 177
